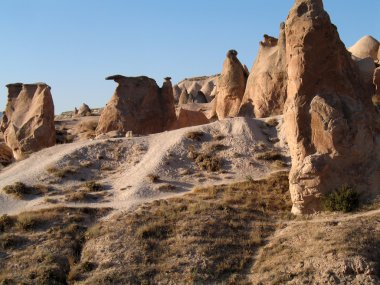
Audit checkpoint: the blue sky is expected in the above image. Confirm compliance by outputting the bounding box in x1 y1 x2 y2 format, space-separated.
0 0 379 113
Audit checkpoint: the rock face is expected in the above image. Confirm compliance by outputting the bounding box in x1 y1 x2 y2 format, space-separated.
215 50 248 119
178 88 190 105
239 27 288 118
348 35 380 62
374 67 380 105
284 0 379 214
96 75 176 135
78 103 91 116
170 108 209 130
173 75 219 103
193 91 208 103
0 83 55 160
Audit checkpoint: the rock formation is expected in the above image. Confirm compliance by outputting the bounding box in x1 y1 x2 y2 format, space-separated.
160 77 177 128
284 0 380 214
178 88 190 105
96 75 176 135
374 67 380 105
215 50 248 119
0 83 55 160
348 35 380 62
239 26 288 118
170 108 209 130
78 103 92 116
193 91 208 103
173 74 219 103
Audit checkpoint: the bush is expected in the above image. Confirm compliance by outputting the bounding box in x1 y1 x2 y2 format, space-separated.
322 185 359 213
186 131 204 141
83 181 102 192
3 182 43 198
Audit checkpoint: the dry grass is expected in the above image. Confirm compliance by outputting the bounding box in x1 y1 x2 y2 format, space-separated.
252 214 380 284
71 171 292 284
255 150 286 162
0 207 110 284
186 131 205 141
47 166 79 179
2 182 50 199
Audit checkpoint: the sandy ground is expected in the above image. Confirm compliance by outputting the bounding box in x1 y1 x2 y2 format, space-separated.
0 116 289 216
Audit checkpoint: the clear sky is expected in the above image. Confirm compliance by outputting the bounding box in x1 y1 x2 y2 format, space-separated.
0 0 379 113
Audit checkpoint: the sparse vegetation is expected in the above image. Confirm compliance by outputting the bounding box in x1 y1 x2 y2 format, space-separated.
47 166 78 179
186 131 205 141
147 173 160 183
255 150 286 161
83 181 103 192
0 207 110 284
2 182 47 198
71 171 291 284
195 153 222 172
322 185 359 213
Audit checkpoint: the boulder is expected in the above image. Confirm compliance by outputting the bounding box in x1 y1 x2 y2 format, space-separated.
78 103 91 116
348 35 380 62
215 50 248 119
284 0 379 214
96 75 176 135
170 108 209 130
0 83 55 160
239 25 287 118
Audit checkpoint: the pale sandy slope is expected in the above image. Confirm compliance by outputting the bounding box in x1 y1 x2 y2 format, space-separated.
0 116 289 216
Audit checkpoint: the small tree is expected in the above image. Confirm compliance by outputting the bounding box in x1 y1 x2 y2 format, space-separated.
322 185 359 213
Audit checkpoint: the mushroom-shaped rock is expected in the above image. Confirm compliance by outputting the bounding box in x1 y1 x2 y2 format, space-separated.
284 0 380 214
239 23 287 118
96 75 176 135
0 83 55 160
215 50 248 119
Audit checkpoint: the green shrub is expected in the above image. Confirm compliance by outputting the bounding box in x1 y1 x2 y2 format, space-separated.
322 185 359 213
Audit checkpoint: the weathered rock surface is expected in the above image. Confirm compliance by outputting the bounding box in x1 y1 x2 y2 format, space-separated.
284 0 380 214
96 75 176 135
193 91 208 103
215 50 248 119
374 67 380 106
173 74 219 103
178 88 190 105
0 83 55 160
77 103 92 116
239 26 287 118
169 108 209 130
348 35 380 62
